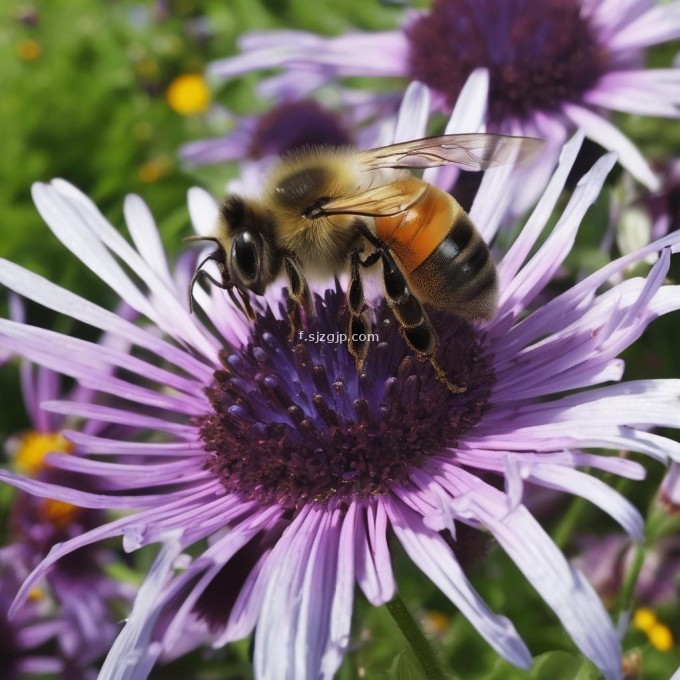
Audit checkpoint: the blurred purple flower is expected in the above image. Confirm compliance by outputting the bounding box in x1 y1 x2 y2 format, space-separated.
180 92 398 169
1 87 680 680
210 0 680 190
3 306 135 672
0 546 79 680
574 534 680 607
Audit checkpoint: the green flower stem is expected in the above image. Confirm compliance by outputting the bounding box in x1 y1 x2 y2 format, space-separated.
617 542 646 618
385 594 447 680
553 496 588 550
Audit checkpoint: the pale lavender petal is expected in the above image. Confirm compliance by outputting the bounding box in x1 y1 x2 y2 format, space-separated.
181 117 256 166
19 360 42 431
293 510 338 680
49 180 220 359
124 194 174 287
187 187 219 237
354 502 395 606
62 430 202 456
585 77 680 116
0 259 213 379
386 495 532 668
42 400 197 438
256 70 331 100
16 658 64 674
425 68 489 187
497 152 617 318
215 551 270 645
31 182 162 327
469 163 514 241
46 453 207 488
0 318 206 401
322 503 357 679
16 620 63 647
162 506 281 648
496 131 584 298
525 465 644 539
662 462 680 506
254 506 321 680
393 81 430 143
563 104 660 190
209 31 407 79
436 467 621 680
99 535 183 680
608 1 680 50
0 469 180 510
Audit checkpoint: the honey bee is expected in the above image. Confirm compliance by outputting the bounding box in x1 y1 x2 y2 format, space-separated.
188 133 542 392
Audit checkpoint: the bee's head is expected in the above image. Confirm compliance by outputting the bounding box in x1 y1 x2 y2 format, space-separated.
220 195 282 296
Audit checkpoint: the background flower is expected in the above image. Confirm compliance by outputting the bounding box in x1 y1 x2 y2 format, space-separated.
209 0 680 190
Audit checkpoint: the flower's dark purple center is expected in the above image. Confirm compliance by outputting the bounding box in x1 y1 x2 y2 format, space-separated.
248 100 353 159
199 285 495 510
406 0 608 122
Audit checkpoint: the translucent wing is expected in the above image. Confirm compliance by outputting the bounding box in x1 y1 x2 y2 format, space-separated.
307 181 428 219
357 133 544 172
304 179 429 219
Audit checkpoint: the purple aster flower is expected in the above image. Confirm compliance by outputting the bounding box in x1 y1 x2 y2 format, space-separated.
209 0 680 190
1 89 680 680
574 534 680 607
3 305 135 671
0 546 75 679
180 94 397 169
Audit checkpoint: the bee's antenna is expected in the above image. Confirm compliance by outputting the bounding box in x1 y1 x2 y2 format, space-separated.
188 248 225 314
236 287 256 321
184 235 221 245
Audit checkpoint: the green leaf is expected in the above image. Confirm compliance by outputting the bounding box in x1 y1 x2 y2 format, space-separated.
387 650 427 680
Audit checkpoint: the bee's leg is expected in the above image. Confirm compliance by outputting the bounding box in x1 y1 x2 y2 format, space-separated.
284 256 312 342
347 249 373 371
379 248 466 394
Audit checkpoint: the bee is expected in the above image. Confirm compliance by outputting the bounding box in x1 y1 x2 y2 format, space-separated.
188 133 542 393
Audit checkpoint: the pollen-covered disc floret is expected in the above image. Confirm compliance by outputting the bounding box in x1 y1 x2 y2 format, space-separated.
406 0 607 122
200 285 495 509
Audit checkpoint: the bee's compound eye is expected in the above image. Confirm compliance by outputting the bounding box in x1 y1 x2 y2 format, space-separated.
232 231 260 285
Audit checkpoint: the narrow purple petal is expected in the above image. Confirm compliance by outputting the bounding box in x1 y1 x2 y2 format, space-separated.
393 81 430 143
563 104 660 190
162 506 281 649
124 194 175 287
424 67 489 188
0 318 206 401
354 502 395 606
49 179 220 359
322 503 357 678
496 131 584 300
42 400 197 438
435 467 621 680
608 1 680 50
385 495 532 669
99 535 183 680
498 152 617 319
662 462 680 505
0 259 213 379
62 430 202 456
254 505 321 680
526 465 644 539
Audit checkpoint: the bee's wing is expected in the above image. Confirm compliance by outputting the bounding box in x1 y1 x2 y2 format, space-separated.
357 133 544 171
308 182 428 218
